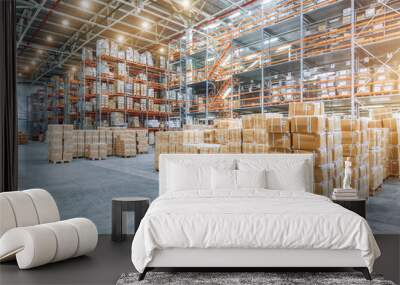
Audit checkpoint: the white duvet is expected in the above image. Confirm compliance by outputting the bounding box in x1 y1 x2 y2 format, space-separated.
131 190 380 273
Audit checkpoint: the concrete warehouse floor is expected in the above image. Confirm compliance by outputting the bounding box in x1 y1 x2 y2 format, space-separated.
18 142 400 234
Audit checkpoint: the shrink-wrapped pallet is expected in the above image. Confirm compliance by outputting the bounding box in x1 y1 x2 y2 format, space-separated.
99 143 107 159
288 102 324 117
85 144 99 160
290 116 325 134
292 133 326 151
214 118 242 129
293 149 328 167
136 129 149 153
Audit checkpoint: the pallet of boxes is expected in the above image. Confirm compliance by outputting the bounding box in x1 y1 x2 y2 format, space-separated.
383 117 400 178
289 102 334 196
378 111 399 178
48 125 73 163
136 129 149 154
214 118 241 154
84 130 107 160
242 114 270 154
341 118 369 198
114 130 137 158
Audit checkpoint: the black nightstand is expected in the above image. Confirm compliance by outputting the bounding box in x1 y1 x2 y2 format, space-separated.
332 198 366 218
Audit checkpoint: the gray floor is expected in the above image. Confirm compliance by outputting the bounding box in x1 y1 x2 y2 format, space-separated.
19 142 158 234
18 142 400 234
1 235 399 285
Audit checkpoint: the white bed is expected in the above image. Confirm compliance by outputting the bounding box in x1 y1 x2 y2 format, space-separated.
131 154 380 280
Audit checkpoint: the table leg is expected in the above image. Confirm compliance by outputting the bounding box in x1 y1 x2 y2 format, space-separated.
112 202 123 242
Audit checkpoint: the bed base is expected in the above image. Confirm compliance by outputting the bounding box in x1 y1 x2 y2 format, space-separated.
138 248 372 281
138 267 371 281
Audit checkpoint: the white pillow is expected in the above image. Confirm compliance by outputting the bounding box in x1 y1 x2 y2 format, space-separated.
236 169 268 189
211 168 237 190
168 162 211 191
237 158 308 192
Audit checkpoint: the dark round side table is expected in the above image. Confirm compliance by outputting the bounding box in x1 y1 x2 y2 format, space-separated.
112 197 150 242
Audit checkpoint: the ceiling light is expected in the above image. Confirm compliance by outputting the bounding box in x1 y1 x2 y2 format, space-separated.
31 59 36 65
47 35 53 42
81 0 89 9
18 73 22 77
181 0 191 9
141 21 150 30
159 47 165 53
24 66 29 71
71 66 77 72
62 19 69 27
37 49 43 55
116 35 124 43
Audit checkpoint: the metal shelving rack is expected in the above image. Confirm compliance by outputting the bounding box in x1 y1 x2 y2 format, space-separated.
169 0 400 121
28 86 48 140
47 76 65 124
71 43 176 130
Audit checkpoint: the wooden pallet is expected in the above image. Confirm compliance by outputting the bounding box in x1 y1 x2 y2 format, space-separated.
118 155 136 158
86 157 106 161
49 160 71 164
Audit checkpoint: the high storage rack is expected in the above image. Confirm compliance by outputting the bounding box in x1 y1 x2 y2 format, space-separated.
78 44 177 131
168 0 400 123
47 76 65 124
28 87 47 140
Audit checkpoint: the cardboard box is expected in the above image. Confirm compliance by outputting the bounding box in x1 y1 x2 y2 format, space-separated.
292 133 326 150
268 133 291 149
368 120 383 128
326 116 341 132
342 131 362 145
341 119 360 131
290 116 325 134
288 102 324 117
382 118 400 132
265 117 290 133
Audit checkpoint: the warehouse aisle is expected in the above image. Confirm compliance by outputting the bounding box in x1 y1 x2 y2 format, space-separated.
19 142 158 234
19 142 400 234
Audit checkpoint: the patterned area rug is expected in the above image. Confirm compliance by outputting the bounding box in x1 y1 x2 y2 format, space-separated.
116 271 395 285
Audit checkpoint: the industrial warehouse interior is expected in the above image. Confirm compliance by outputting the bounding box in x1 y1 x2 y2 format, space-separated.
0 0 400 284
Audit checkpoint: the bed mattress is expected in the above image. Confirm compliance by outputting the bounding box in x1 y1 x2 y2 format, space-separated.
131 190 380 273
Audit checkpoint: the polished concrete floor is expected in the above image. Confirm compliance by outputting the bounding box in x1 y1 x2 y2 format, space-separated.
18 142 400 234
1 235 399 285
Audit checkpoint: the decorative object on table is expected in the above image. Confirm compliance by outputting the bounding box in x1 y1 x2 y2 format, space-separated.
332 158 358 200
116 271 393 285
343 157 352 190
112 197 150 242
0 189 98 269
332 198 367 218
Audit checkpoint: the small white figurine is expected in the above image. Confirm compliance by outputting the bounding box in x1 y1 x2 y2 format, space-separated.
343 157 352 190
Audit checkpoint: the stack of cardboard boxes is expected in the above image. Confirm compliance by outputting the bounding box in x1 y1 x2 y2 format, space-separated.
242 114 269 153
290 111 330 195
62 125 74 162
265 116 291 153
114 130 137 157
383 117 400 177
48 125 64 162
136 129 149 153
